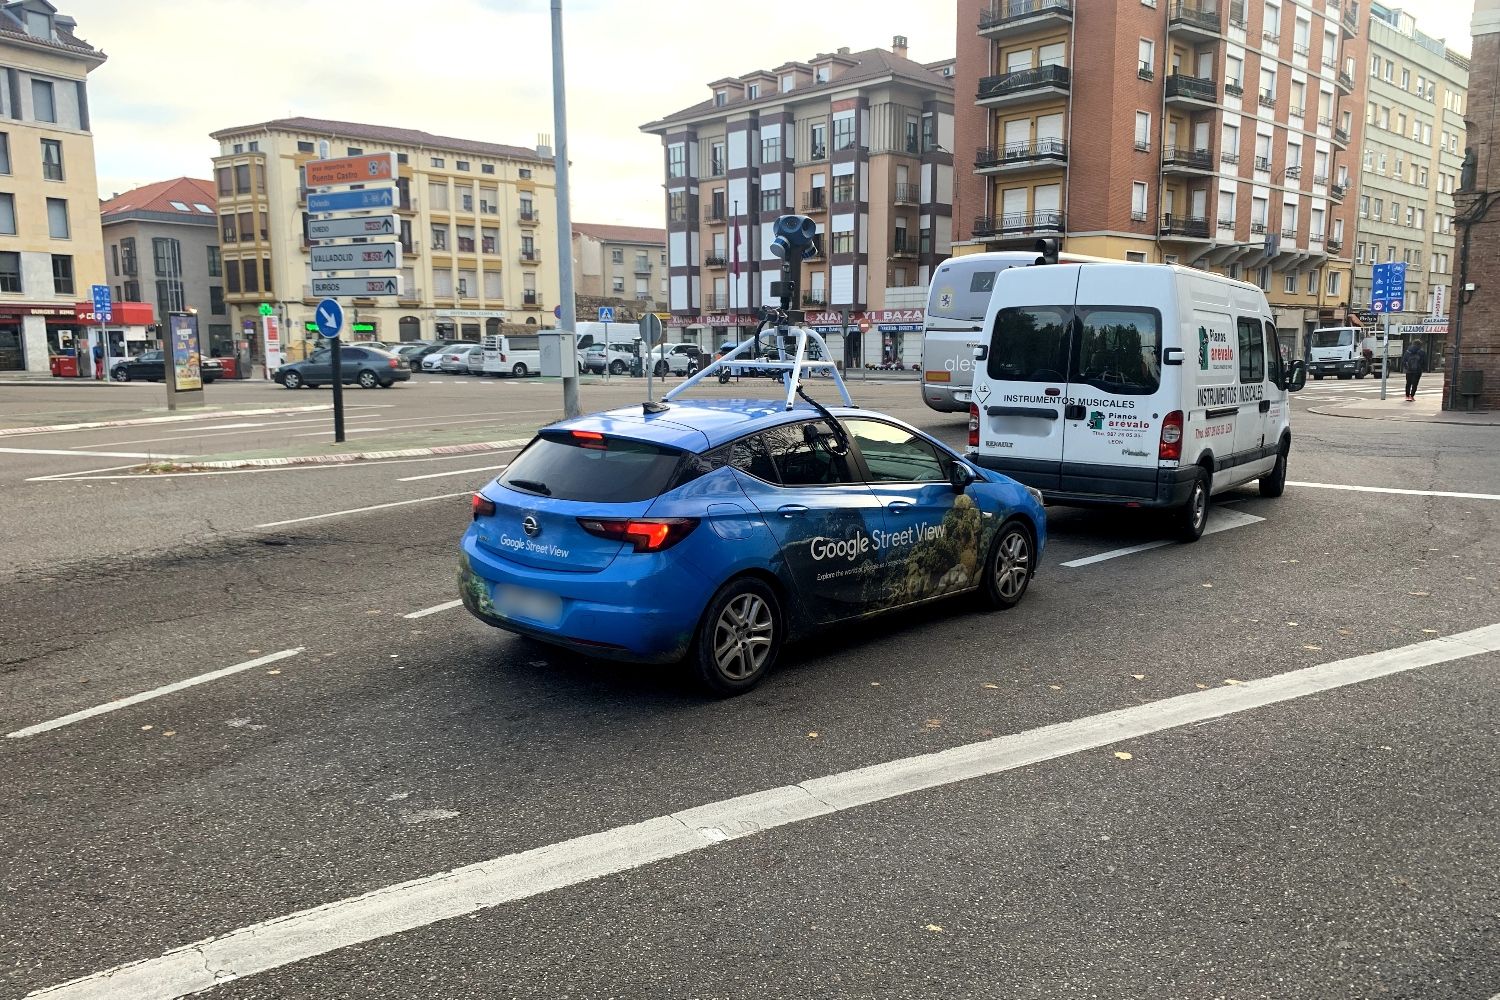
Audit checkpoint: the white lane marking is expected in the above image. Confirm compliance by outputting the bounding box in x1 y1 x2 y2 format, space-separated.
25 449 521 483
1061 508 1264 568
397 463 509 482
1290 481 1500 502
0 446 189 459
403 599 464 619
290 415 507 438
75 414 386 449
0 405 336 438
255 492 472 529
29 624 1500 1000
5 649 303 739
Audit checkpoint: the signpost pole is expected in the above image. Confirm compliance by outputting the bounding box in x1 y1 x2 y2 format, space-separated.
1380 310 1390 400
551 0 580 418
331 336 345 442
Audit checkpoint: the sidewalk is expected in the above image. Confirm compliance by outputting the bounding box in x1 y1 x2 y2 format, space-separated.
1308 390 1499 426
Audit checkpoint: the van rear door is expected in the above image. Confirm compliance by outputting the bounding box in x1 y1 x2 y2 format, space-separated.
971 264 1080 491
1052 266 1169 498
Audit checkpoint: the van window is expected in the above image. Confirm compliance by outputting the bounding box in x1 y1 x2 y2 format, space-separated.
929 261 1001 322
1264 320 1284 387
1073 308 1161 395
1237 318 1265 383
988 306 1070 382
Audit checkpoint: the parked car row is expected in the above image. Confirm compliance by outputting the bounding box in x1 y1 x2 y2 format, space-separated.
110 350 224 384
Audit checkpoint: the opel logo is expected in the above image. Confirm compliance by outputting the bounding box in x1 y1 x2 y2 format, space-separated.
522 515 539 537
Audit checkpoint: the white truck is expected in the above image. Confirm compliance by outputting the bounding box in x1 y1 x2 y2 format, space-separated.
1306 325 1402 380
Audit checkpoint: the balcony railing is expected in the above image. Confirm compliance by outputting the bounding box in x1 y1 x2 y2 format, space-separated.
1166 74 1218 103
1217 217 1237 230
1333 126 1350 145
1221 151 1241 165
971 210 1065 237
1251 221 1267 234
518 210 540 225
802 191 827 213
893 182 921 204
975 137 1068 170
704 255 728 268
801 292 828 307
707 206 727 222
1225 80 1244 97
707 294 729 309
1162 146 1215 170
1330 182 1347 200
634 262 653 274
1281 228 1298 239
668 208 698 226
978 0 1073 32
1259 90 1277 108
1337 71 1354 92
977 64 1070 103
891 240 919 259
1327 238 1343 253
1255 155 1272 170
1342 1 1358 36
520 249 540 263
1160 214 1212 239
1168 2 1222 34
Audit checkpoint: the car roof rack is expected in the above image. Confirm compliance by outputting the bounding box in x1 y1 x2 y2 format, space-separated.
660 319 853 412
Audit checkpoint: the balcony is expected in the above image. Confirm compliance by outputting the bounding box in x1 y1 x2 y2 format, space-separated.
1162 145 1215 173
518 210 540 226
707 206 727 222
1281 228 1298 240
975 137 1068 174
481 239 497 254
1251 221 1267 234
801 292 828 308
402 240 420 256
707 294 729 309
1160 214 1212 240
1342 0 1358 38
1333 126 1350 148
1168 2 1223 41
1337 70 1353 94
634 262 653 275
977 64 1070 108
893 182 921 205
1327 238 1343 254
971 210 1065 240
399 287 422 305
891 239 919 260
1330 182 1347 202
978 0 1072 38
801 191 827 213
1224 79 1244 98
1258 90 1277 108
519 249 540 263
704 255 728 269
523 291 540 307
1165 74 1218 107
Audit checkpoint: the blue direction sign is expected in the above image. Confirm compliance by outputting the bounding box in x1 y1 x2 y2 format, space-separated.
598 306 615 322
314 298 345 339
1371 261 1407 313
91 283 112 323
307 188 396 214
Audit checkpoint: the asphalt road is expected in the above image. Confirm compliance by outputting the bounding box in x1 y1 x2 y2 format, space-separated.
2 371 1497 1000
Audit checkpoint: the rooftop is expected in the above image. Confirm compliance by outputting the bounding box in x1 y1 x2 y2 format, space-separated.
210 116 549 164
573 222 667 246
0 1 105 65
100 177 217 223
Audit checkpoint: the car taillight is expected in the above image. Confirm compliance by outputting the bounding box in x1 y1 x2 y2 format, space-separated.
1159 410 1184 461
570 430 607 450
576 517 699 553
388 358 399 368
471 494 496 520
968 404 980 449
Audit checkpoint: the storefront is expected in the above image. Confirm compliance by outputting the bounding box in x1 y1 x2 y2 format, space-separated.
0 304 93 373
804 309 926 370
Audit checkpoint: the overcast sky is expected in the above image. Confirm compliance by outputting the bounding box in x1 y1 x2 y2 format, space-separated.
75 0 1473 229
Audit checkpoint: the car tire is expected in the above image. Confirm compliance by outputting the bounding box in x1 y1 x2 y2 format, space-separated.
979 519 1035 610
1176 467 1211 542
1313 373 1324 380
378 381 392 389
609 359 627 376
512 363 528 377
1259 438 1290 498
653 360 668 377
691 577 782 697
358 370 378 389
282 371 303 389
111 366 129 382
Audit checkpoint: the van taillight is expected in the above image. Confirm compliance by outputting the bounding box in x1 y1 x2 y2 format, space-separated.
968 404 980 449
1159 411 1184 461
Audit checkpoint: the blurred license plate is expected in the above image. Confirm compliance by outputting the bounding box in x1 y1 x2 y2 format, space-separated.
495 585 562 625
953 391 972 402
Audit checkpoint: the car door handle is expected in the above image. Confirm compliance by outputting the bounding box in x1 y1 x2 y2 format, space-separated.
887 501 912 515
1259 399 1271 412
777 504 808 518
1063 404 1087 421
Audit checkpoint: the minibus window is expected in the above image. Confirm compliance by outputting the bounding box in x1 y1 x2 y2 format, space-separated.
928 264 1000 322
1073 308 1161 395
987 306 1070 382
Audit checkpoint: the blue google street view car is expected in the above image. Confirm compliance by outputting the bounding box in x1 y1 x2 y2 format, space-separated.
460 397 1046 695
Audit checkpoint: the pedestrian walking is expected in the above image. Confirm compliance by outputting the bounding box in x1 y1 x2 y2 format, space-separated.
1401 337 1427 401
91 339 104 381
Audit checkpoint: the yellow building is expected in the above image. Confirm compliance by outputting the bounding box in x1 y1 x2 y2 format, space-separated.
208 117 559 361
0 0 107 372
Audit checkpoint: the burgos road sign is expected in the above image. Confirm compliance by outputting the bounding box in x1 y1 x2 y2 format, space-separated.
308 188 395 213
305 153 395 188
314 298 344 339
309 242 401 272
308 216 397 241
309 275 403 298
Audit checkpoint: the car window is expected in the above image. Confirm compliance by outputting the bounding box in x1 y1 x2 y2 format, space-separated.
342 348 367 361
844 419 948 483
309 350 330 363
1074 307 1161 395
988 306 1070 383
762 421 856 487
727 434 779 484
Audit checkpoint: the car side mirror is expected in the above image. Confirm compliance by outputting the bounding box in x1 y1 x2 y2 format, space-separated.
972 345 988 361
949 461 976 492
1286 359 1307 392
1163 347 1185 366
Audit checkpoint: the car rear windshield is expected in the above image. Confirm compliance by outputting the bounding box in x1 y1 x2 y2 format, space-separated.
499 432 687 503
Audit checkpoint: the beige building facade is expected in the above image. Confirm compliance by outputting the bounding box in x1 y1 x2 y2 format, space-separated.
0 0 106 372
571 222 667 310
209 117 558 361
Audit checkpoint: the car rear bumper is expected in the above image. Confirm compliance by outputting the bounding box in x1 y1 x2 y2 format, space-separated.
971 455 1197 509
458 538 710 663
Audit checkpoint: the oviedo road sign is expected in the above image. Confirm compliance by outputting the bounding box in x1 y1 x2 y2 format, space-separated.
309 242 401 272
308 216 397 240
309 275 403 298
308 188 395 213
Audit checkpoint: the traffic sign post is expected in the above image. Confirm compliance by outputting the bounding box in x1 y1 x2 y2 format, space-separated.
639 312 664 402
1371 262 1407 400
90 284 112 323
315 298 346 442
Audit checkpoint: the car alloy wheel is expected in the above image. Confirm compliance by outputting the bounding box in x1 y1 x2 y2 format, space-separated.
282 371 302 389
609 359 627 376
981 521 1032 609
358 370 378 388
694 577 781 696
112 367 129 382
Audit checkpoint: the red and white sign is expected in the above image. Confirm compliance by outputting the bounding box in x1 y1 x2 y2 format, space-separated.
670 307 928 328
262 315 282 377
304 152 396 188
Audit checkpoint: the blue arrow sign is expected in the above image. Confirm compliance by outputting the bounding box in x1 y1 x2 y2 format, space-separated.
308 188 396 213
314 298 345 339
90 283 112 323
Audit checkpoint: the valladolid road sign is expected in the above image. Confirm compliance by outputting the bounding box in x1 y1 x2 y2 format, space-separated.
309 276 403 297
309 242 402 272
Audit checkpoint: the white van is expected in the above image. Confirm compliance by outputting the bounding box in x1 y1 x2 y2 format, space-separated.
967 263 1307 540
921 250 1119 412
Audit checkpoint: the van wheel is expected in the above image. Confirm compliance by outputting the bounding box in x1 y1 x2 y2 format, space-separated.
512 363 528 377
1176 468 1210 542
979 520 1034 610
1260 440 1289 498
691 577 781 697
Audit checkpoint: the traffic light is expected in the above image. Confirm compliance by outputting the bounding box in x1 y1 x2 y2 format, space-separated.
1034 237 1060 266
